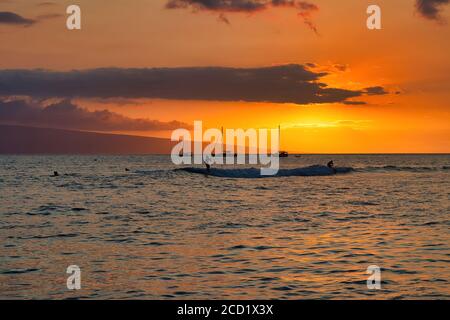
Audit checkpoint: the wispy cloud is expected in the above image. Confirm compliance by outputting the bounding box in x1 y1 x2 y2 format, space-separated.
0 9 62 27
416 0 449 22
0 12 35 26
364 86 388 95
165 0 319 33
35 13 63 20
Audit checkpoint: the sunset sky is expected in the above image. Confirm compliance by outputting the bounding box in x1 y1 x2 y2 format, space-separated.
0 0 449 153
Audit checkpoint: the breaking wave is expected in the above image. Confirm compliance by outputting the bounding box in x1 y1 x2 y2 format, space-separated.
175 164 449 178
176 165 353 178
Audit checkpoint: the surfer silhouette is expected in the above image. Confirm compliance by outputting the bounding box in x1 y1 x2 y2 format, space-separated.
327 160 337 174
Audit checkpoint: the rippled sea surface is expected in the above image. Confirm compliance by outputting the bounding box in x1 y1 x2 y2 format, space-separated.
0 154 449 299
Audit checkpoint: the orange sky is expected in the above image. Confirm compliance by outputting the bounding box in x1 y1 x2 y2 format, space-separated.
0 0 449 153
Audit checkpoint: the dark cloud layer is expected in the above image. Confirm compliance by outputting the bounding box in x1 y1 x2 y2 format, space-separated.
0 65 386 105
416 0 449 21
165 0 319 32
0 12 35 26
0 99 189 131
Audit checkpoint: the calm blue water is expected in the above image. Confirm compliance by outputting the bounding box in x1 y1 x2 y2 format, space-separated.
0 154 449 299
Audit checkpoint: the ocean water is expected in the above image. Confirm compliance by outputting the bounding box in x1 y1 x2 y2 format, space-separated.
0 154 449 299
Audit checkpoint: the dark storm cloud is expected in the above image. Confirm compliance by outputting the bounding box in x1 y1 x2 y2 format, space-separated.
0 65 386 105
416 0 449 21
0 12 35 26
165 0 319 32
0 99 189 131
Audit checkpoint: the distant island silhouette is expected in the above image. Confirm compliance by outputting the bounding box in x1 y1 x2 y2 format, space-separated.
0 125 174 154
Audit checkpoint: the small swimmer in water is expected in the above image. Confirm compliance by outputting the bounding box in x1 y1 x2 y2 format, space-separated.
52 171 59 177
